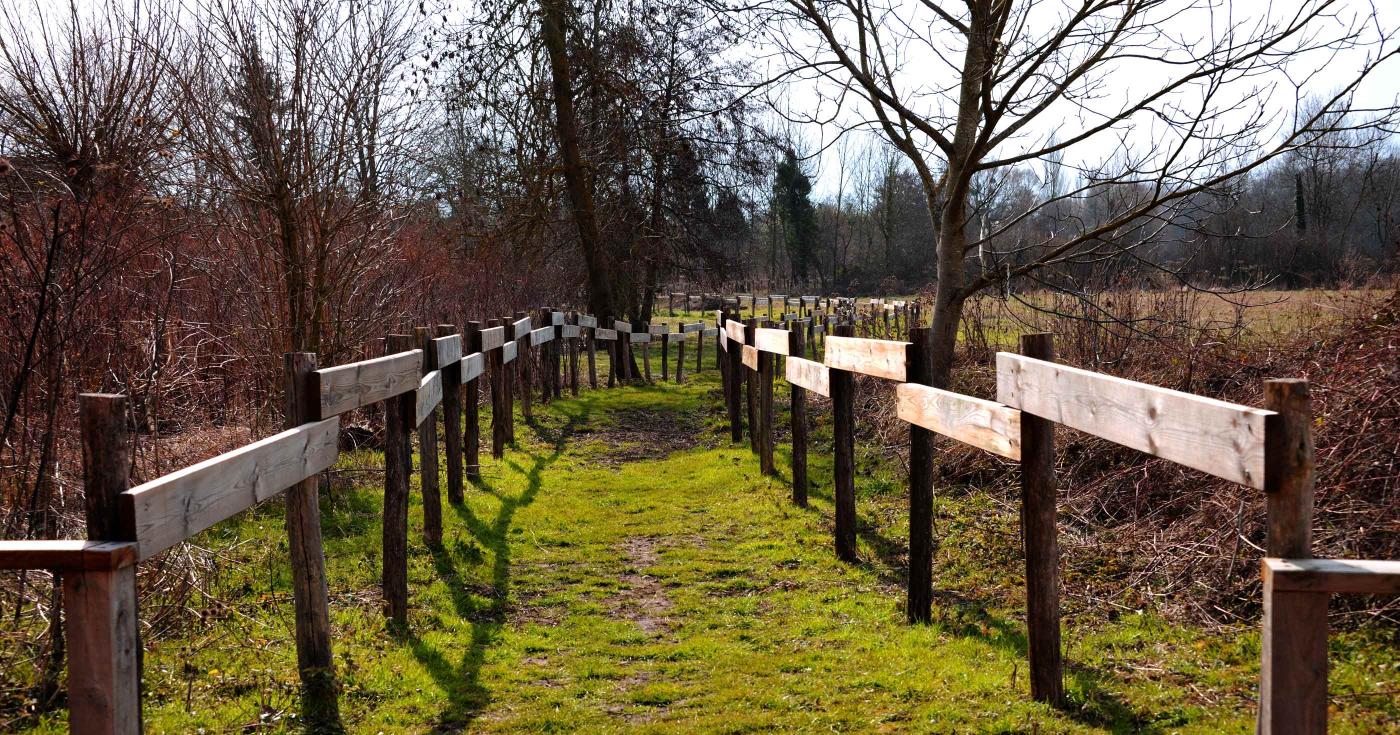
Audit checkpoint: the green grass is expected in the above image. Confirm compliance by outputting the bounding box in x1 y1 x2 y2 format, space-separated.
13 369 1398 733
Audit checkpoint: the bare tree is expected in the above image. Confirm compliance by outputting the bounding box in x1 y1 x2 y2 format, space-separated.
761 0 1399 384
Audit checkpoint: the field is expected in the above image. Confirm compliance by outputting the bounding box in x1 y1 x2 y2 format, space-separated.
7 360 1397 733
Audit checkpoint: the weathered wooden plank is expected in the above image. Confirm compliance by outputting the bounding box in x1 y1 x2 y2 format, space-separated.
594 328 618 341
551 311 565 326
433 334 462 368
64 564 140 735
0 540 137 571
1265 558 1400 595
725 320 747 345
649 324 669 335
665 332 687 344
754 327 791 355
512 316 533 339
480 326 506 351
577 315 598 329
824 336 909 381
996 354 1272 488
785 357 830 397
416 370 443 426
123 418 340 560
313 350 422 418
561 324 581 338
702 327 717 337
896 383 1021 460
614 320 632 333
630 332 651 344
742 345 759 370
460 352 485 382
502 340 518 364
681 322 705 333
530 326 554 346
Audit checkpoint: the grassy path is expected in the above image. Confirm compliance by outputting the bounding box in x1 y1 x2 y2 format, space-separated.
20 371 1396 733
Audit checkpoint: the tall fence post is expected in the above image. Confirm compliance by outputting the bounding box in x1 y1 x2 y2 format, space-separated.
675 325 686 383
906 328 935 624
642 324 653 382
464 321 482 482
758 321 775 476
487 319 507 458
382 334 415 625
744 319 759 454
586 319 598 389
282 354 341 726
1019 333 1063 704
724 310 744 442
516 311 533 419
695 320 705 374
415 327 443 548
1258 378 1323 734
788 327 808 507
831 323 857 563
72 393 141 735
661 323 671 383
568 312 580 396
502 315 516 443
438 325 464 504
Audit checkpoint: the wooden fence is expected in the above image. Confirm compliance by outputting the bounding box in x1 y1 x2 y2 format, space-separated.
1 294 1394 733
0 308 718 734
712 299 1399 735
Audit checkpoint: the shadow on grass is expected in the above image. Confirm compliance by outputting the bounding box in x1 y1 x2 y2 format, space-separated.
401 401 587 732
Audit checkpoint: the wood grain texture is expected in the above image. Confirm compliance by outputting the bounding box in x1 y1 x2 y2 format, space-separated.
1265 558 1400 595
1259 578 1328 734
785 357 830 397
0 540 137 571
502 340 518 364
313 351 422 418
594 328 618 341
416 370 443 426
551 311 565 326
461 352 485 382
629 332 651 343
123 418 340 560
530 327 554 346
64 565 140 735
742 345 759 370
577 315 598 328
479 326 506 352
614 319 632 333
896 383 1021 459
701 327 718 338
434 334 462 367
665 332 687 344
561 324 581 338
725 320 747 344
649 324 669 335
754 327 790 355
681 322 705 333
824 336 909 381
996 353 1271 488
512 316 534 339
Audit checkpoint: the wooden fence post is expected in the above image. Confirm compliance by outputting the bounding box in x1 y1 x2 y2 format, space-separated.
695 321 704 374
661 324 670 383
788 328 808 507
906 328 935 624
487 319 507 458
832 323 857 563
438 325 464 504
1019 333 1063 704
282 354 341 726
464 321 482 482
516 311 533 419
744 319 759 454
415 327 443 548
725 310 744 442
759 321 775 475
1258 378 1323 734
383 334 415 625
586 321 598 389
675 326 686 384
552 310 564 399
503 315 516 443
72 394 141 735
642 325 653 382
568 312 580 396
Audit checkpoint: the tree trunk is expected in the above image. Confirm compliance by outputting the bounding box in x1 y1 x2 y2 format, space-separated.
541 0 615 321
